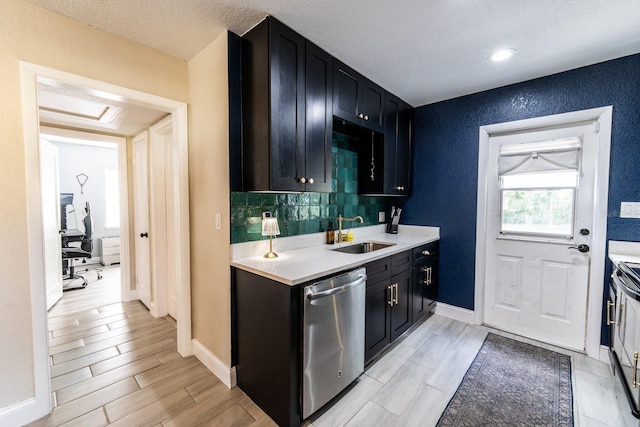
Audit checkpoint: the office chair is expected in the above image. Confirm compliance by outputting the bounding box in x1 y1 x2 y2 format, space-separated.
62 202 103 290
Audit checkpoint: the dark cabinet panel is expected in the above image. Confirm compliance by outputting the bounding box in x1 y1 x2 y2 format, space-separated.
234 268 302 427
269 20 305 191
412 241 439 323
365 278 392 362
390 269 412 341
333 60 384 132
383 94 412 196
303 42 333 192
364 250 413 362
242 17 332 192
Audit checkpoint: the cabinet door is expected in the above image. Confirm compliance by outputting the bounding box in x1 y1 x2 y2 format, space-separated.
390 269 412 341
396 101 412 194
360 81 384 132
424 258 438 308
269 19 306 191
383 94 412 195
413 257 438 322
304 42 333 192
333 61 360 123
365 279 392 363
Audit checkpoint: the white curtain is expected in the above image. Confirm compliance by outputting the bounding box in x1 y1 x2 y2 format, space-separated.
498 137 582 176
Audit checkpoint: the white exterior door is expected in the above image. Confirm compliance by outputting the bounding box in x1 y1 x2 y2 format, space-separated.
483 121 598 351
133 132 152 309
40 139 63 310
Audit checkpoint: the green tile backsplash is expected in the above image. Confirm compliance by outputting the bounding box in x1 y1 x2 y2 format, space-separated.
230 137 390 244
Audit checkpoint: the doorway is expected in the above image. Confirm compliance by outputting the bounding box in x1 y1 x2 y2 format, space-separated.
20 62 192 417
40 127 126 309
474 106 612 359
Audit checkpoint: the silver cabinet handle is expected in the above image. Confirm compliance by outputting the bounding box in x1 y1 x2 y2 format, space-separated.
358 113 364 119
364 115 369 121
387 284 393 306
308 178 314 184
395 186 405 191
300 177 306 183
422 250 430 256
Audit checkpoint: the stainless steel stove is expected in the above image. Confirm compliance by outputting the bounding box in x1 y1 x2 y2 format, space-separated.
609 260 640 424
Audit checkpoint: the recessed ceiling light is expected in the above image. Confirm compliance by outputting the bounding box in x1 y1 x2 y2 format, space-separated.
489 48 517 62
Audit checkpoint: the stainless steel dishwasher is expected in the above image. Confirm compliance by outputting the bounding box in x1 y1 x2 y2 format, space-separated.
302 267 367 419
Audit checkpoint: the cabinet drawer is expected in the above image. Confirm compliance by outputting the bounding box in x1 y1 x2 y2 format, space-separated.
102 245 120 256
365 257 391 286
413 241 439 264
391 250 412 275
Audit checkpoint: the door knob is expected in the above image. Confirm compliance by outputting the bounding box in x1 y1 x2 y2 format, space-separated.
140 232 149 238
568 244 589 253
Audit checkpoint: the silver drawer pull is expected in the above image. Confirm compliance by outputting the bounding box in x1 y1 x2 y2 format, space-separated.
422 250 430 256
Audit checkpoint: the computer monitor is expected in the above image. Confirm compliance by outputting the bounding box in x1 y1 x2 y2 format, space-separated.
60 193 74 230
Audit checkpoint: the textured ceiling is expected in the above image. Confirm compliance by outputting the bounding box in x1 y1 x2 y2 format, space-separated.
27 0 640 106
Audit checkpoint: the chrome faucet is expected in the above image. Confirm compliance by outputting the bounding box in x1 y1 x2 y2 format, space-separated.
337 214 364 243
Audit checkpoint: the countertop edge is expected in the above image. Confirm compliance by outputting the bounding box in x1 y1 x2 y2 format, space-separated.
231 230 439 286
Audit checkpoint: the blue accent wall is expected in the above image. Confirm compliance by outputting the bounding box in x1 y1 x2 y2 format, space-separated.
403 53 640 343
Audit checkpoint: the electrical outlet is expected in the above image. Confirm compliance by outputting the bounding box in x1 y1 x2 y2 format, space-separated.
215 213 222 229
621 202 640 218
378 211 386 223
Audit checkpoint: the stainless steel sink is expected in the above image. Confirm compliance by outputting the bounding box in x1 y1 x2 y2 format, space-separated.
331 241 396 254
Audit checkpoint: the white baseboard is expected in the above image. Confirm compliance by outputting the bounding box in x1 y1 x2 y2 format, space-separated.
434 302 476 324
599 345 611 364
0 397 49 427
192 339 236 389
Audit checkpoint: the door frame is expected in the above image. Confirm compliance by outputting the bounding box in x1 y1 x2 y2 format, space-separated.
40 126 130 301
474 106 612 359
20 61 192 419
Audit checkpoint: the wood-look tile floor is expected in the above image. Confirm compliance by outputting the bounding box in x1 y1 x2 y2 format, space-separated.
306 315 630 427
30 265 630 426
28 265 276 427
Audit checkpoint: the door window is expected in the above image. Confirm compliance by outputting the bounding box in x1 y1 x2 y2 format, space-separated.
498 137 581 241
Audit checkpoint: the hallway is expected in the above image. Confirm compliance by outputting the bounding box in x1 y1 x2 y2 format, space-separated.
29 266 275 426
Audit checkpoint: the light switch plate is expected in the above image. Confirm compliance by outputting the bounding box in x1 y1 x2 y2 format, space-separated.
378 211 386 223
620 202 640 218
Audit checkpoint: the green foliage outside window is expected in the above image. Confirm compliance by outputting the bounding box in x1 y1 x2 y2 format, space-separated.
501 189 574 235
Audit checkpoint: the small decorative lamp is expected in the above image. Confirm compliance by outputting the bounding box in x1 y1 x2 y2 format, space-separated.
261 212 280 258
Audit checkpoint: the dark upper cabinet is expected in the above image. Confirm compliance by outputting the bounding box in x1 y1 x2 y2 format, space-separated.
242 17 332 192
357 93 412 196
383 94 412 196
333 60 384 132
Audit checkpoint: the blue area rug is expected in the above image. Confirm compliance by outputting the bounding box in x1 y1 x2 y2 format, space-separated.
437 332 573 427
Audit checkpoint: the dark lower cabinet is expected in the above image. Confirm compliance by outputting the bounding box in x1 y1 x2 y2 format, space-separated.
412 241 439 322
364 250 413 363
233 269 302 427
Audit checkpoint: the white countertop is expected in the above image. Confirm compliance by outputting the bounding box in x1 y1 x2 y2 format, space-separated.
230 225 440 286
608 240 640 266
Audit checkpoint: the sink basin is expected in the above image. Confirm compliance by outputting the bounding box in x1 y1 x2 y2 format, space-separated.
331 241 397 254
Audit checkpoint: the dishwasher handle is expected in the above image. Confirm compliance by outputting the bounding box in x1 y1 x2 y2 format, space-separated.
305 274 366 301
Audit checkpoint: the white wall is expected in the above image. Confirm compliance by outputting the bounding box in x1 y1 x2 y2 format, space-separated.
48 139 120 258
